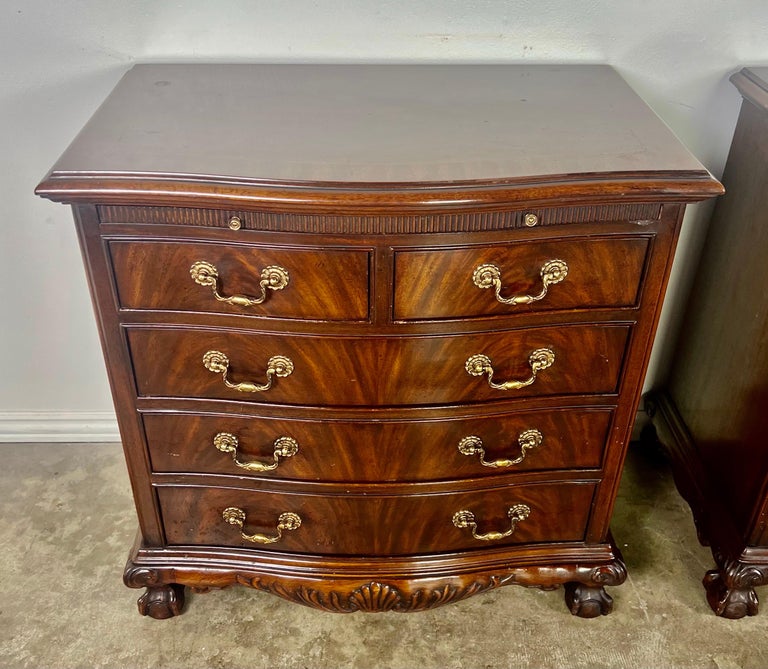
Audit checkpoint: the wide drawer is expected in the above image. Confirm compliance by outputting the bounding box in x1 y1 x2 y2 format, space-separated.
128 324 630 406
394 236 649 320
109 240 370 321
143 407 613 481
158 481 597 555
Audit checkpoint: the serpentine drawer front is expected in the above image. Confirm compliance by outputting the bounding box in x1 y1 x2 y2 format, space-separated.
142 407 613 480
109 240 371 321
127 324 630 406
157 481 598 555
393 236 650 320
35 63 721 618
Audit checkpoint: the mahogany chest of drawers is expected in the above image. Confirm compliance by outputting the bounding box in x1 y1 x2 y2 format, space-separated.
646 67 768 618
36 64 721 618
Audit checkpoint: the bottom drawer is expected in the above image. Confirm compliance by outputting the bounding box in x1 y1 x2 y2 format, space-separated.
158 481 597 556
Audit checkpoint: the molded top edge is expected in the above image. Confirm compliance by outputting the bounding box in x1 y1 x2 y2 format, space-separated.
36 63 721 209
35 169 722 213
731 67 768 113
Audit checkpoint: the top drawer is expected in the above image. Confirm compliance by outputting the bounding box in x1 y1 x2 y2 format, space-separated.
109 240 370 321
394 236 649 320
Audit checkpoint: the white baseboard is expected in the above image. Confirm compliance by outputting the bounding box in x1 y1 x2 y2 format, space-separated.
0 412 120 443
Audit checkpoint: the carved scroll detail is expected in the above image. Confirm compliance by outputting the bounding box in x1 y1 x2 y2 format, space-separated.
239 575 518 613
124 552 627 615
703 551 768 618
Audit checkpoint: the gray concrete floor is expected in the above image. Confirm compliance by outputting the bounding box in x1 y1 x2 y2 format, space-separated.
1 441 766 669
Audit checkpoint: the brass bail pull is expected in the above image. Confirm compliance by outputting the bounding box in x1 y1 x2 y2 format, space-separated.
472 260 568 306
458 429 543 468
465 349 555 391
452 504 531 541
190 261 289 307
202 350 294 393
222 507 302 544
213 433 299 472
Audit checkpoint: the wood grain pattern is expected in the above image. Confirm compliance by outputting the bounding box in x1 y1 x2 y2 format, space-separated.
127 324 630 406
34 64 721 616
157 480 597 555
394 235 649 320
42 64 711 185
109 239 370 321
142 407 612 481
35 66 722 212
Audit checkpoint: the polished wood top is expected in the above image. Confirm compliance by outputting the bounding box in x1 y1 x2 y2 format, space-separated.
37 64 722 209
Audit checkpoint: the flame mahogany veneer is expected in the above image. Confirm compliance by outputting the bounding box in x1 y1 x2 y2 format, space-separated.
36 64 721 618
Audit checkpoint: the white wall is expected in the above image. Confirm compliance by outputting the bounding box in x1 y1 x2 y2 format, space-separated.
2 0 767 438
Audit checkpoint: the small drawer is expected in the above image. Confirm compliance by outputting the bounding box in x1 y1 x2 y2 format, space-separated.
158 481 597 555
128 323 630 406
143 408 612 481
109 240 370 321
393 236 649 320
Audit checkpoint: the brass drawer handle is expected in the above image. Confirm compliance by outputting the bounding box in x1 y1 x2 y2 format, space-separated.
203 350 294 393
214 432 299 472
472 260 568 305
452 504 531 541
190 260 289 307
222 507 301 544
465 349 555 391
458 429 543 468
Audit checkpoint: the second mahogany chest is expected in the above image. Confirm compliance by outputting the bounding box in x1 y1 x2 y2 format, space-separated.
646 67 768 618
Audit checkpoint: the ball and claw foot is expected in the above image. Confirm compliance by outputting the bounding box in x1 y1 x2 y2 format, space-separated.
137 584 186 619
564 582 614 618
703 570 759 619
